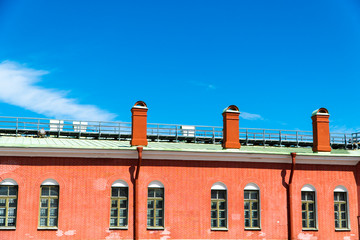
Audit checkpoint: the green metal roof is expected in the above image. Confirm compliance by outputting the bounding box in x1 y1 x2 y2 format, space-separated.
0 136 358 157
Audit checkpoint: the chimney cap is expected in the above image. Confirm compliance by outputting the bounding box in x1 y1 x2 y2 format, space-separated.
223 105 239 113
312 107 329 116
132 101 148 109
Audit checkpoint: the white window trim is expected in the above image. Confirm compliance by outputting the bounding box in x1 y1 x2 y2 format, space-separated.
112 180 128 187
211 182 227 190
147 180 165 229
0 179 18 186
148 180 164 188
41 179 59 186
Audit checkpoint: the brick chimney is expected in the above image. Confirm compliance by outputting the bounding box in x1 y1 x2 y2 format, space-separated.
311 108 331 152
131 101 148 147
222 105 241 149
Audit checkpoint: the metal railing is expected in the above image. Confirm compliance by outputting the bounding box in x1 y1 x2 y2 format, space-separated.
0 116 358 149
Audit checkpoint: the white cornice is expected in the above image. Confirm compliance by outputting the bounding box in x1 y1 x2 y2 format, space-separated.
0 147 358 165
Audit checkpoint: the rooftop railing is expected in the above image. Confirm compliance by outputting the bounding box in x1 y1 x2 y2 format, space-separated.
0 116 358 149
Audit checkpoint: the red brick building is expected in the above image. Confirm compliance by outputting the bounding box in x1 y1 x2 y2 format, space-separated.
0 102 359 240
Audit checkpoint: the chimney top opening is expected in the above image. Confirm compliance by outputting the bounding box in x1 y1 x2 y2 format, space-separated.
133 101 147 108
312 107 329 116
223 105 239 113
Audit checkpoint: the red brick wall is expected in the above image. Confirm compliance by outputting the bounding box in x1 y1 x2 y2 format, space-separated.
0 156 358 240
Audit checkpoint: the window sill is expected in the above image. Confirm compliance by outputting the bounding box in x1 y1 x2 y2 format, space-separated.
302 228 318 231
147 227 164 230
335 228 351 232
245 227 261 231
211 228 228 231
37 227 58 231
109 227 128 230
0 227 16 230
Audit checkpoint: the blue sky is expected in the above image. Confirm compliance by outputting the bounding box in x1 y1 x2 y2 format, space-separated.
0 0 359 132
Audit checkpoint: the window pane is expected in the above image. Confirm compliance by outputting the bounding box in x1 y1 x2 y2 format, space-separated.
334 212 338 220
309 212 314 220
111 209 117 217
334 193 338 201
0 186 8 196
8 187 17 196
251 192 258 200
112 188 119 197
0 208 5 217
156 209 163 218
50 187 58 196
244 210 250 218
155 218 163 227
7 218 15 226
147 209 154 218
120 188 128 197
40 218 47 226
120 209 127 217
110 218 117 226
120 200 127 208
302 211 306 220
307 193 314 201
302 203 306 211
50 199 58 208
41 199 48 208
155 189 163 198
211 210 217 218
339 193 346 201
245 219 250 227
0 218 5 226
8 198 16 208
40 208 48 217
211 219 217 227
211 201 217 209
301 192 306 200
219 201 225 210
244 191 250 200
49 208 57 217
211 190 217 199
252 202 258 210
334 204 338 212
0 199 5 207
156 200 163 209
148 189 155 198
341 220 347 228
218 191 225 199
41 187 49 196
147 200 154 209
252 210 258 218
252 219 258 227
308 203 314 211
8 208 16 217
119 218 127 226
219 210 226 218
341 212 346 219
244 201 250 210
219 219 226 227
340 204 346 211
309 220 315 228
335 220 339 228
49 218 57 227
147 218 154 227
111 200 117 208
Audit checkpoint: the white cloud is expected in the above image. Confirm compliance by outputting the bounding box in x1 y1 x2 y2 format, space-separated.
0 60 116 121
330 125 359 134
240 112 263 120
188 81 216 90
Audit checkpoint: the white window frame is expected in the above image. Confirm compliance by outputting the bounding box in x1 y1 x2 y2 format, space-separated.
244 183 261 230
211 182 228 231
301 184 318 230
334 185 350 231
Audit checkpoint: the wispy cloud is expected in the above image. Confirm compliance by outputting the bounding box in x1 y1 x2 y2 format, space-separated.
0 60 116 121
240 112 263 120
188 81 216 90
330 125 360 133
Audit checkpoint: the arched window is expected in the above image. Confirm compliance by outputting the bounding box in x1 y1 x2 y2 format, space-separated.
301 184 316 230
244 183 260 229
147 181 164 228
39 179 59 229
0 179 18 228
211 182 227 229
334 185 349 230
110 180 128 228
